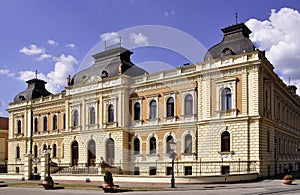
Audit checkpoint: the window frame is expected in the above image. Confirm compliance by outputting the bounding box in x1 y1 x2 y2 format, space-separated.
221 131 231 152
166 97 175 117
149 137 157 154
43 116 48 132
89 107 96 125
108 104 114 123
134 102 141 121
184 94 193 115
221 88 232 111
149 100 157 119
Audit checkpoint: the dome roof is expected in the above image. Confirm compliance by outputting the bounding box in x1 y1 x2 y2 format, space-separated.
71 46 148 85
13 78 52 103
204 23 256 61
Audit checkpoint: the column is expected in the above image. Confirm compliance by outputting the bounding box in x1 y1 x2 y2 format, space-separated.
23 152 32 180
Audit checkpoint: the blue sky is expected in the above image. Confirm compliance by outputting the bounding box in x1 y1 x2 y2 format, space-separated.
1 0 300 117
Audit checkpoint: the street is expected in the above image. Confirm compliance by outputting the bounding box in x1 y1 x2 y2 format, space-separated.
1 179 300 195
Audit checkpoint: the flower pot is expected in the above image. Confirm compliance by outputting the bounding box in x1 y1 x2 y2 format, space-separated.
102 182 114 193
42 180 54 189
282 179 292 185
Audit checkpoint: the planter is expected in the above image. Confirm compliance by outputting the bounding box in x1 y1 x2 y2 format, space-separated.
282 175 293 185
42 180 54 189
102 182 114 193
282 179 292 185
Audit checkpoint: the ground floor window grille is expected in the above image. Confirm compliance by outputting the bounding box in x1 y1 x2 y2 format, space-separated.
134 167 140 175
184 166 192 175
221 165 230 175
149 166 157 175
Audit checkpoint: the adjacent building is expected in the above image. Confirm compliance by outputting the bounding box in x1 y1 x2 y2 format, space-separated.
7 22 300 178
0 117 8 172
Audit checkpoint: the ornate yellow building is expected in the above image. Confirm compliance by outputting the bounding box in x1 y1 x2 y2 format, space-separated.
7 23 300 179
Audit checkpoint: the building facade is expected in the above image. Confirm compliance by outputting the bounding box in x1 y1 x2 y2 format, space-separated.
7 23 300 178
0 117 8 164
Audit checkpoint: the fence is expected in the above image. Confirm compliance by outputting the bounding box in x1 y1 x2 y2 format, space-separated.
52 160 257 176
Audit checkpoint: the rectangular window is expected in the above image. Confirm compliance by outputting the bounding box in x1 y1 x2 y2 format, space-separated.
149 166 157 175
184 166 193 175
134 167 140 175
221 166 230 175
166 166 172 175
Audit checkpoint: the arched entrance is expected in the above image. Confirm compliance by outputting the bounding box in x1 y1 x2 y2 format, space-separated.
106 138 115 165
88 139 96 167
71 140 78 166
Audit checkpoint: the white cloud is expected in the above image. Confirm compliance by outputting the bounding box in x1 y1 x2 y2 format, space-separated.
65 43 76 49
246 8 300 83
20 44 45 56
47 39 58 46
130 32 149 46
36 53 53 61
0 69 14 77
46 54 77 93
164 10 175 17
100 32 120 44
18 54 77 94
18 70 47 81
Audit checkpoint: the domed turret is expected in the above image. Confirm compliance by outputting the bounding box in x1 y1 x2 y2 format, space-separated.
204 23 256 61
71 46 148 85
13 78 52 103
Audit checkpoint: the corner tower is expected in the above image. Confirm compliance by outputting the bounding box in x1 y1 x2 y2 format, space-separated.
204 23 256 61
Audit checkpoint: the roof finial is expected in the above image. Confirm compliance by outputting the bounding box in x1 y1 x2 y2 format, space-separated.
235 11 238 24
35 69 38 79
289 77 291 85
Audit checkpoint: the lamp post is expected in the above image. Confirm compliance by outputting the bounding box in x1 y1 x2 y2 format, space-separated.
46 146 52 177
169 139 176 188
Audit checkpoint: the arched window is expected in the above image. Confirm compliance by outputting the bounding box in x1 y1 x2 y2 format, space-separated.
167 97 174 117
184 134 193 153
221 131 230 152
106 138 115 165
71 140 78 166
108 104 114 122
149 137 156 154
73 110 79 127
90 107 96 125
17 120 22 134
134 138 140 155
43 144 47 152
184 94 193 115
43 116 48 131
166 135 174 154
134 102 140 120
149 100 157 119
52 144 57 158
34 145 38 158
88 139 96 167
221 88 232 110
16 146 20 159
34 118 38 133
53 115 57 130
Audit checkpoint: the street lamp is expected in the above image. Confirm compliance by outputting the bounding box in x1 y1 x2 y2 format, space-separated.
169 139 176 188
45 146 52 177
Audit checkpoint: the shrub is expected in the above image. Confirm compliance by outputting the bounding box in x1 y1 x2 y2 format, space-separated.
283 175 292 180
44 176 53 181
104 171 113 183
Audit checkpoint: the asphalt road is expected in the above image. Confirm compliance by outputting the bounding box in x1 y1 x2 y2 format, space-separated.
1 179 300 195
